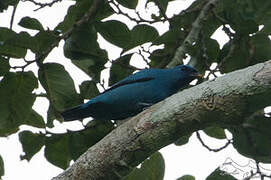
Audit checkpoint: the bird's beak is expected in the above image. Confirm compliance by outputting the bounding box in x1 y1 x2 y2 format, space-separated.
191 72 203 79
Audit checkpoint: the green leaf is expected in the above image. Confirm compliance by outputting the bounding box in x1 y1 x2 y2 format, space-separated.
230 114 271 163
153 28 185 46
38 63 81 114
4 31 34 50
64 24 108 81
56 0 113 32
174 134 191 146
95 2 114 20
0 116 19 137
19 131 45 161
44 120 114 168
250 33 271 63
123 152 165 180
219 33 271 73
38 63 81 125
68 120 114 160
0 28 27 58
177 175 195 180
124 24 159 52
79 80 100 100
187 37 220 65
46 105 56 128
0 44 27 58
245 111 271 136
233 20 258 35
218 38 250 73
64 24 108 78
116 0 138 9
45 134 70 169
260 5 271 34
149 48 171 68
0 29 34 57
0 0 18 12
170 3 200 30
206 168 237 180
205 38 220 62
0 155 4 178
202 15 222 37
71 59 106 81
56 0 93 32
0 26 19 40
23 109 46 128
32 30 58 54
219 0 270 35
95 20 131 48
187 46 209 75
109 54 133 85
254 1 271 24
0 72 38 136
97 22 159 51
64 23 108 76
260 22 271 34
204 127 226 139
8 72 39 121
18 16 44 31
0 56 9 76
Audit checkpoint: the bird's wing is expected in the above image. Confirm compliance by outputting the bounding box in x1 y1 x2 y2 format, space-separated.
102 70 156 94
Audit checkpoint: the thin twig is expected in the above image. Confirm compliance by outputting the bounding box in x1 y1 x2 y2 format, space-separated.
243 160 271 180
196 131 232 152
11 59 36 71
138 46 150 65
10 3 18 29
21 0 63 11
199 31 212 70
222 25 235 40
206 68 218 79
35 93 47 97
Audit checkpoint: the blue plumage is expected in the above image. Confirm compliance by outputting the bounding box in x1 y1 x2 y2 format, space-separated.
61 65 200 121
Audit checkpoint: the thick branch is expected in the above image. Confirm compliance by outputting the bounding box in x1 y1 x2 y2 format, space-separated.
53 60 271 180
167 0 219 68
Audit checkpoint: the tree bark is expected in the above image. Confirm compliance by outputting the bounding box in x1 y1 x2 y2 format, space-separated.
52 60 271 180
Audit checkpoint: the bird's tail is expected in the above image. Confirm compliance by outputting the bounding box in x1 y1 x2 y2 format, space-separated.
61 105 90 121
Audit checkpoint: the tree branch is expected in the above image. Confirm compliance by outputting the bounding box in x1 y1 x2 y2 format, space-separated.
53 60 271 180
21 0 63 11
167 0 219 68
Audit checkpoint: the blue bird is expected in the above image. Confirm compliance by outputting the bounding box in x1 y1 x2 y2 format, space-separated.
61 65 200 121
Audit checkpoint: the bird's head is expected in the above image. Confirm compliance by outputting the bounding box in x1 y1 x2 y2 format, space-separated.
175 65 202 80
